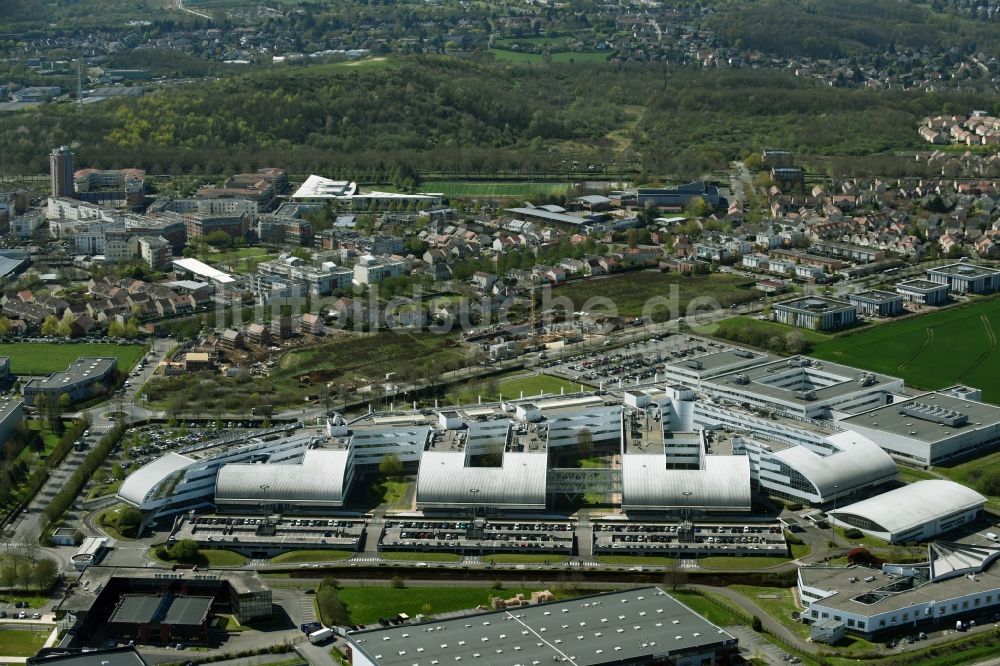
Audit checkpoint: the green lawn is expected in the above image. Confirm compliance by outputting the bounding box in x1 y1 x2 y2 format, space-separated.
698 555 790 569
337 586 554 625
200 549 248 567
380 478 412 506
381 551 462 562
897 465 940 483
934 449 1000 510
710 315 832 346
730 585 808 638
553 272 760 322
486 553 568 564
271 550 356 564
450 372 587 404
97 505 137 540
0 629 50 656
668 590 748 627
488 49 610 65
811 298 1000 403
86 479 122 500
0 342 145 375
422 180 573 198
597 554 677 566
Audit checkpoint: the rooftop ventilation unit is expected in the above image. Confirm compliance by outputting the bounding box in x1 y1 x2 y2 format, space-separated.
899 402 968 427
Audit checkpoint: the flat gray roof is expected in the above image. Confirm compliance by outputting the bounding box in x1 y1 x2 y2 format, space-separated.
32 357 116 390
347 587 736 666
800 561 1000 615
774 296 854 314
841 391 1000 444
164 596 213 626
928 263 1000 278
897 279 946 291
109 595 164 624
706 357 899 406
851 290 901 302
665 348 770 377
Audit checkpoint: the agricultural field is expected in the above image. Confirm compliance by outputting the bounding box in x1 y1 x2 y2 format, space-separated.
0 342 145 375
811 298 1000 403
552 271 760 322
422 180 572 197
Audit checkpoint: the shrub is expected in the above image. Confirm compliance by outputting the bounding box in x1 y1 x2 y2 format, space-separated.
843 528 864 540
390 576 405 589
751 615 763 632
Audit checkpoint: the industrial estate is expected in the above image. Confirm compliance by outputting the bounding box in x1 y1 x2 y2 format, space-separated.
4 1 1000 665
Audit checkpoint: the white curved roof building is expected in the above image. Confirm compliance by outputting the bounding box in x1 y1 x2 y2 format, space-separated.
416 450 547 511
829 480 986 543
766 431 898 504
117 452 197 510
215 449 354 511
621 454 752 513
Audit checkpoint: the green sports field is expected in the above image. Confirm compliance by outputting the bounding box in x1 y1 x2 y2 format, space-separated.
0 342 145 375
488 49 610 65
811 299 1000 403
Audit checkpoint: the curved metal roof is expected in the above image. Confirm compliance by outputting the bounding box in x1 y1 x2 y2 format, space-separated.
415 451 547 510
215 449 350 507
118 452 195 508
621 455 751 511
830 480 986 536
772 431 897 498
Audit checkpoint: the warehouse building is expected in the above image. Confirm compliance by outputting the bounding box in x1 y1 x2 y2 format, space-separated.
22 357 117 406
926 262 1000 294
107 594 214 643
839 387 1000 466
773 296 857 331
55 567 271 641
828 480 986 543
344 587 740 666
848 290 904 317
798 541 1000 639
896 278 950 306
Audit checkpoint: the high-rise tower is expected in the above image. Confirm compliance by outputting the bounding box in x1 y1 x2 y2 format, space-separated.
50 145 74 198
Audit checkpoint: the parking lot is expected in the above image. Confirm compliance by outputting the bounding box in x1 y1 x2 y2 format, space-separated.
380 519 575 555
171 514 366 557
544 336 730 388
593 521 788 557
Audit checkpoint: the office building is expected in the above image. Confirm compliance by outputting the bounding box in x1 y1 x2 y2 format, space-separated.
848 290 904 317
50 146 74 198
773 297 858 331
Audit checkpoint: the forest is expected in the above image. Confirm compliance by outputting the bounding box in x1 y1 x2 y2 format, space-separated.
709 0 1000 59
1 57 997 180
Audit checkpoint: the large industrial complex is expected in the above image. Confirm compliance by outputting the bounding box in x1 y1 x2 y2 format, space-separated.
115 341 1000 570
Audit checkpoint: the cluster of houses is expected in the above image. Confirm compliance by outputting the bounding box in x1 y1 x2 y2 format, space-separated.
920 111 1000 146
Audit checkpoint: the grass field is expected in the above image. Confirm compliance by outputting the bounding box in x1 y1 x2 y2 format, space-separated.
270 550 355 564
698 555 789 569
449 372 586 404
486 553 568 564
422 180 572 198
381 551 461 562
597 554 677 566
552 272 760 322
709 316 833 346
811 298 1000 402
0 629 50 657
730 585 807 637
337 586 558 625
279 332 470 387
488 49 610 65
0 342 145 375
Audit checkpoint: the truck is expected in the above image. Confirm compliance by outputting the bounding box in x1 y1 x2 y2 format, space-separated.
308 627 335 644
